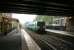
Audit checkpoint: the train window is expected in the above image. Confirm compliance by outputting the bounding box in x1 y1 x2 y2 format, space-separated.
55 20 59 24
61 19 64 26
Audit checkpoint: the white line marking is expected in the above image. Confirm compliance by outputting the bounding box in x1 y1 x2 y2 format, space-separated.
46 29 74 37
21 29 41 50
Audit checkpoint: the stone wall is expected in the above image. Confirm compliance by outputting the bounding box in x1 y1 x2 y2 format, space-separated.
65 17 74 32
0 13 12 33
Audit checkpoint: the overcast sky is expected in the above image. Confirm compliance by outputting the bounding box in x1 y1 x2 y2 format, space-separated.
12 13 37 24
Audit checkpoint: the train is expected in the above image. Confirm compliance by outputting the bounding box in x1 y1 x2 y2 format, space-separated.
25 21 45 32
25 17 66 32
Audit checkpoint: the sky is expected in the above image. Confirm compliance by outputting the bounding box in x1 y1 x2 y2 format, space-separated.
12 13 37 24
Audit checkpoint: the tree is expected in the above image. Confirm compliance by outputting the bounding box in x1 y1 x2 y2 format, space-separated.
34 15 55 25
